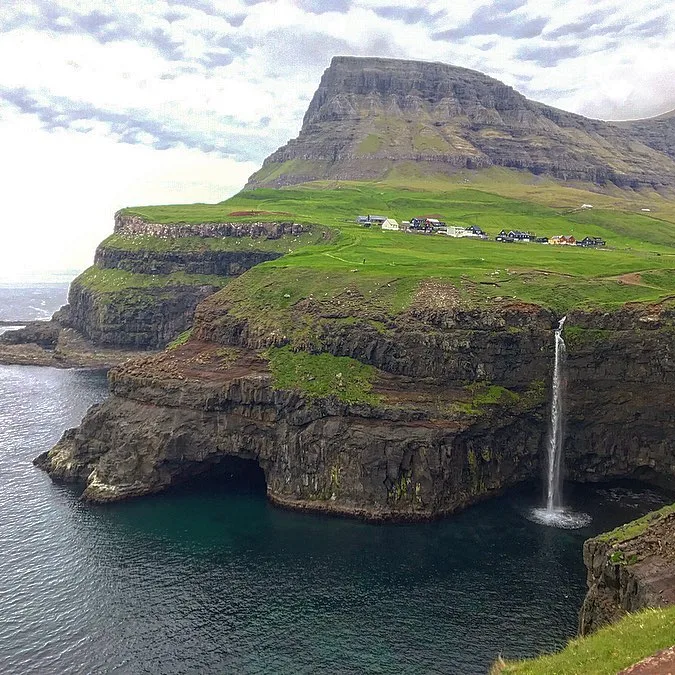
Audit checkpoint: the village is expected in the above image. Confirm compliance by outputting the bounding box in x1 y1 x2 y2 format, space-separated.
356 214 607 248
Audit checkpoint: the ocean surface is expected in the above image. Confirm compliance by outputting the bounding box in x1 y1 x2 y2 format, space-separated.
0 282 70 323
0 286 671 674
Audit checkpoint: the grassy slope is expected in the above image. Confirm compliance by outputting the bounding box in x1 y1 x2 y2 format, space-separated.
119 173 675 314
74 267 231 293
495 607 675 675
99 229 328 254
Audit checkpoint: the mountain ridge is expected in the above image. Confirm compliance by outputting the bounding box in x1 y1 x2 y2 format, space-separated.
246 56 675 190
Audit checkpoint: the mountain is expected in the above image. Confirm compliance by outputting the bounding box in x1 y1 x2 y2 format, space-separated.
246 56 675 190
613 109 675 162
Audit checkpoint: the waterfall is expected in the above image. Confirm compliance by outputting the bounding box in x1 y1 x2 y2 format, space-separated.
528 317 591 529
546 316 567 512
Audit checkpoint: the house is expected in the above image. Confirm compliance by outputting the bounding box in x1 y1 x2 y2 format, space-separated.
549 235 576 245
641 208 651 212
356 215 387 225
497 229 534 242
577 236 606 247
463 225 487 239
581 204 593 209
410 217 445 232
496 230 515 243
381 218 400 231
510 230 535 242
534 237 549 244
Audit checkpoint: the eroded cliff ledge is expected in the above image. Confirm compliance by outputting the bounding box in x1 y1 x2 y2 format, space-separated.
579 504 675 635
35 293 675 521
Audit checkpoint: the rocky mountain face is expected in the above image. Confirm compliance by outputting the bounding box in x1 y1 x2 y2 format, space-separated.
35 295 675 522
246 56 675 189
615 110 675 162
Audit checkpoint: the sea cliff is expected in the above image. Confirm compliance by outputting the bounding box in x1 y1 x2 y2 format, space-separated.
35 294 675 521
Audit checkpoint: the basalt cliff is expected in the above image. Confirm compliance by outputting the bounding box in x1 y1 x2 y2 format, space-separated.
0 213 317 366
36 294 675 519
246 56 675 190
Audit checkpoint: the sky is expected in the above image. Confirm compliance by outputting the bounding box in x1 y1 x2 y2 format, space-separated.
1 0 674 281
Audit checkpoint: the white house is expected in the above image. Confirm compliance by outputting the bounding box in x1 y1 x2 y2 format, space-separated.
581 203 593 209
381 218 400 231
446 225 468 238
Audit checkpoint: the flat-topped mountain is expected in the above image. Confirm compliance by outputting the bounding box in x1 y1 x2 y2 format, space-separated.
246 56 675 189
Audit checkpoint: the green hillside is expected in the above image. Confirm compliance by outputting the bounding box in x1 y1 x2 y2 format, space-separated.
120 178 675 314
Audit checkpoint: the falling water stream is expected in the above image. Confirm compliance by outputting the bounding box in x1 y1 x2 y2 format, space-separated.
530 317 591 529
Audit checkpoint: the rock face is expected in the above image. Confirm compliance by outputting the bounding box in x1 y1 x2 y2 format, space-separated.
35 297 675 521
579 506 675 635
56 282 219 350
53 215 312 350
614 110 675 162
246 56 675 189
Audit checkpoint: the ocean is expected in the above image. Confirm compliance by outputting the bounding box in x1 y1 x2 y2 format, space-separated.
0 284 669 674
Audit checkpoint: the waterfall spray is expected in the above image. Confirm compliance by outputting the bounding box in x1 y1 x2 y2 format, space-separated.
546 316 566 512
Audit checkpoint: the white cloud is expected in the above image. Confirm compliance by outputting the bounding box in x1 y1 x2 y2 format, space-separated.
0 111 256 280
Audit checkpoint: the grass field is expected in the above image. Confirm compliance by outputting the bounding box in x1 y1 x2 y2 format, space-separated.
494 607 675 675
118 175 675 313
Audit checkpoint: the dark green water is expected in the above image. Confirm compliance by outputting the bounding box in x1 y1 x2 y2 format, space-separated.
0 363 670 674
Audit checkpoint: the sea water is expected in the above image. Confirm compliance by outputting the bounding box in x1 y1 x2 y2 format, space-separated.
0 286 670 674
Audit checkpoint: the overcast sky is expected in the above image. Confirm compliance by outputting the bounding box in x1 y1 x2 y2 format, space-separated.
1 0 674 281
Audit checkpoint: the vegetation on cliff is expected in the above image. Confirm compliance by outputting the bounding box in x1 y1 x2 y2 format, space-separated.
494 606 675 675
74 267 231 293
265 346 381 405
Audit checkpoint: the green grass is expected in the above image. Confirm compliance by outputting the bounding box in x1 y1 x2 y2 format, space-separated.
118 180 675 314
167 328 193 350
597 502 675 545
74 266 231 293
264 346 382 404
99 229 328 254
496 607 675 675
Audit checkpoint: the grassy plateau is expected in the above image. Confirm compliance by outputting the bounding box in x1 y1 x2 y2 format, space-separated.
118 172 675 314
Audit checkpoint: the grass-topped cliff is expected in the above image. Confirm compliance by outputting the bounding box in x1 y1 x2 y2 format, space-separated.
117 176 675 323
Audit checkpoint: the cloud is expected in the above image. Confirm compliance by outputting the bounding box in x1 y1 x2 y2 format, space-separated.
517 43 581 67
372 5 445 25
0 86 266 160
295 0 352 14
544 8 669 40
432 2 548 41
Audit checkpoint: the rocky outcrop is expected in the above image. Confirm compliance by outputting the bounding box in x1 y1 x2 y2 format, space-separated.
56 216 315 350
579 505 675 635
94 246 282 277
35 298 675 520
35 343 547 518
57 282 218 350
113 213 307 238
246 56 675 189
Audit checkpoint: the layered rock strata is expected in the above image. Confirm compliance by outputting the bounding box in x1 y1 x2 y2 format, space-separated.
579 505 675 635
246 56 675 189
36 298 675 520
33 216 312 352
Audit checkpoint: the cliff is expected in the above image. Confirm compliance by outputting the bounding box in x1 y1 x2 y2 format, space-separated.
246 56 675 190
579 503 675 635
0 213 319 362
35 292 675 519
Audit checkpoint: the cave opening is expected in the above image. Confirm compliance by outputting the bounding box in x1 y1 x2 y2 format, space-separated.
170 454 267 496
